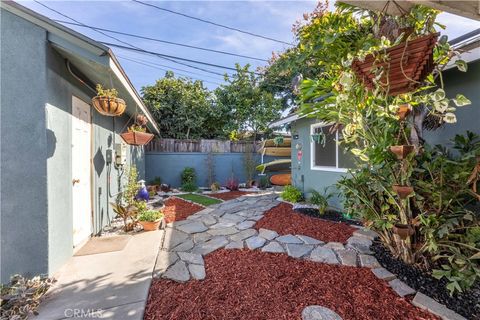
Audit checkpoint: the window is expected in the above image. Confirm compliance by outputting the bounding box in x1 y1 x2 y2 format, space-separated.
310 123 353 172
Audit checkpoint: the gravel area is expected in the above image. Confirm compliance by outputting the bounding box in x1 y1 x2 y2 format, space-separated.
145 249 438 320
255 203 357 244
294 207 363 227
207 191 251 201
163 197 205 223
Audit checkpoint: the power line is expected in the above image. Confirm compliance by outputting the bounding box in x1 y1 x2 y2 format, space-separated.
53 20 268 62
117 55 224 86
132 0 294 46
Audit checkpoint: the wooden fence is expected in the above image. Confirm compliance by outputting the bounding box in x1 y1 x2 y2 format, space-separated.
145 138 262 153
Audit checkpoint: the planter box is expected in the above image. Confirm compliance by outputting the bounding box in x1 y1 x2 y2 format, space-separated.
121 131 154 146
352 33 438 96
91 96 126 116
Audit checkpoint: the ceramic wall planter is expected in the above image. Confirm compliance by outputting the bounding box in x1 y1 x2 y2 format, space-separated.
352 33 438 96
91 96 126 116
121 131 154 146
390 145 415 160
392 223 415 240
392 185 414 199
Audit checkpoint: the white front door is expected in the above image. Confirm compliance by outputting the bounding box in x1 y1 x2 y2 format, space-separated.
72 96 92 247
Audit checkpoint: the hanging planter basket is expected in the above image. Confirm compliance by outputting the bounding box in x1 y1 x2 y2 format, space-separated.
397 104 411 121
91 96 126 116
390 145 414 160
392 223 415 240
352 33 438 96
392 184 414 199
121 131 154 146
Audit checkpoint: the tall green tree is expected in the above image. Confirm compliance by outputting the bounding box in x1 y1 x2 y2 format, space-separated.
215 64 283 142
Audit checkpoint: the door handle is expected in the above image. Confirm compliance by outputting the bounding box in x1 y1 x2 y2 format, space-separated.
72 178 80 186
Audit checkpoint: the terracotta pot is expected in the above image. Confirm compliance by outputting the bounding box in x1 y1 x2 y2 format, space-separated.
390 145 414 160
392 223 415 240
121 131 154 146
91 96 126 116
139 219 162 231
397 104 411 121
352 33 438 96
392 185 414 199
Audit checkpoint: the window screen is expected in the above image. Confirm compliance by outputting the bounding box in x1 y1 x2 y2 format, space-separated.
313 125 336 167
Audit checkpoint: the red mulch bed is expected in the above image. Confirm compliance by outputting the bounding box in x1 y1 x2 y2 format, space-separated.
255 203 356 244
145 250 437 320
207 191 250 201
163 197 204 223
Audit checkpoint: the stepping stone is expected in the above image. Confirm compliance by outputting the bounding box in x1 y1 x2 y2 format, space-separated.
210 210 226 218
230 229 258 242
163 229 189 249
236 220 256 230
176 221 208 234
258 228 278 240
162 260 190 282
225 241 244 250
245 236 267 250
248 215 264 221
192 236 229 255
353 228 379 241
178 252 204 265
359 254 381 268
412 292 467 320
210 222 236 229
302 305 343 320
167 220 193 228
153 251 179 277
324 242 345 250
276 234 303 244
188 264 206 280
193 232 213 244
346 236 372 254
235 210 253 217
372 268 396 281
309 247 339 264
196 215 217 226
336 249 357 267
261 241 285 253
208 227 239 236
220 214 247 223
286 244 314 258
297 235 324 245
389 279 416 297
171 239 194 252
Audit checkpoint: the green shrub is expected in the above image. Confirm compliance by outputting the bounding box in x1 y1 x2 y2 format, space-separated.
309 188 334 214
181 167 196 185
181 182 198 192
138 210 163 222
259 176 270 189
149 176 161 185
281 185 303 203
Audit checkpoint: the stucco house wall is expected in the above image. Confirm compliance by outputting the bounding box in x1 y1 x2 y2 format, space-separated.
1 7 146 282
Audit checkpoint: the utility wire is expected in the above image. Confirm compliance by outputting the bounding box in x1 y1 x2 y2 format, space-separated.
53 20 268 62
132 0 294 46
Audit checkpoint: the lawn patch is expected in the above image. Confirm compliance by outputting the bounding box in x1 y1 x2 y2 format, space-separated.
176 193 222 206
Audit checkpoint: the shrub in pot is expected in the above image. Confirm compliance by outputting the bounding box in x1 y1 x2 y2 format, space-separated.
121 114 154 146
138 210 164 231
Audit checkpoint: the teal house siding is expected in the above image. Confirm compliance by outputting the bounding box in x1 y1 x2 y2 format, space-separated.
1 4 152 283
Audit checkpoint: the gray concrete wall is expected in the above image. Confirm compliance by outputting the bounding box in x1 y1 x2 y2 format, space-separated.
1 9 146 282
145 152 284 187
1 9 49 282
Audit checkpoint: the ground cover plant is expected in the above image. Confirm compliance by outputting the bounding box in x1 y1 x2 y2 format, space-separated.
176 193 222 206
281 185 303 203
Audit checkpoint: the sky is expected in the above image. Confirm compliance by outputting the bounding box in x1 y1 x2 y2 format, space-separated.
19 1 480 92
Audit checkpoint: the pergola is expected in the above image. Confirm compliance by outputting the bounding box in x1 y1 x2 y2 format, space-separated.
341 1 480 21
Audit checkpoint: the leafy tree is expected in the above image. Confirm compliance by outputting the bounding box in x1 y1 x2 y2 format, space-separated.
215 64 283 143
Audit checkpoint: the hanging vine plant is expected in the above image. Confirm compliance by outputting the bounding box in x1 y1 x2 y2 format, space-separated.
91 84 126 116
121 114 154 146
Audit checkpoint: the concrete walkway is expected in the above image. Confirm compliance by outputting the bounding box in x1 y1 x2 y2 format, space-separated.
35 230 162 320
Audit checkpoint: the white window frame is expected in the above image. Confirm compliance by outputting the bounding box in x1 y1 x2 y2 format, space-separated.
310 122 348 173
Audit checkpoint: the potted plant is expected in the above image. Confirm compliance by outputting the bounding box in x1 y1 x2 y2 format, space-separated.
392 184 414 199
389 145 414 160
138 210 164 231
210 182 221 192
392 223 415 240
121 114 154 146
92 84 126 116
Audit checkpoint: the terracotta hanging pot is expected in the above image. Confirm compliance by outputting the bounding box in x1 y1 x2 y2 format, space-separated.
352 33 438 96
392 185 414 199
390 145 414 160
397 104 411 121
121 131 154 146
392 223 415 240
91 96 126 116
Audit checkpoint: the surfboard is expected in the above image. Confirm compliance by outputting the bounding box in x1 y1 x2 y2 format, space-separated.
256 159 291 173
260 147 291 157
262 138 292 148
270 173 291 186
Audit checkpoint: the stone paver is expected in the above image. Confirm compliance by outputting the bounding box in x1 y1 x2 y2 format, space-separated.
297 235 324 245
210 221 236 229
162 260 190 282
188 264 206 280
412 292 467 320
208 226 239 236
324 242 345 250
353 228 378 241
389 279 416 297
276 234 303 244
245 236 267 250
302 305 343 320
230 228 257 242
372 268 396 281
359 254 381 268
176 221 208 234
335 249 357 267
286 244 314 258
346 236 373 254
225 241 244 249
236 220 256 230
171 239 194 252
309 247 339 264
258 228 279 240
192 236 229 255
178 252 204 265
154 251 179 277
261 241 285 253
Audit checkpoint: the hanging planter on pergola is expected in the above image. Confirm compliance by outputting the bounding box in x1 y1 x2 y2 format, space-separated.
352 33 438 96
